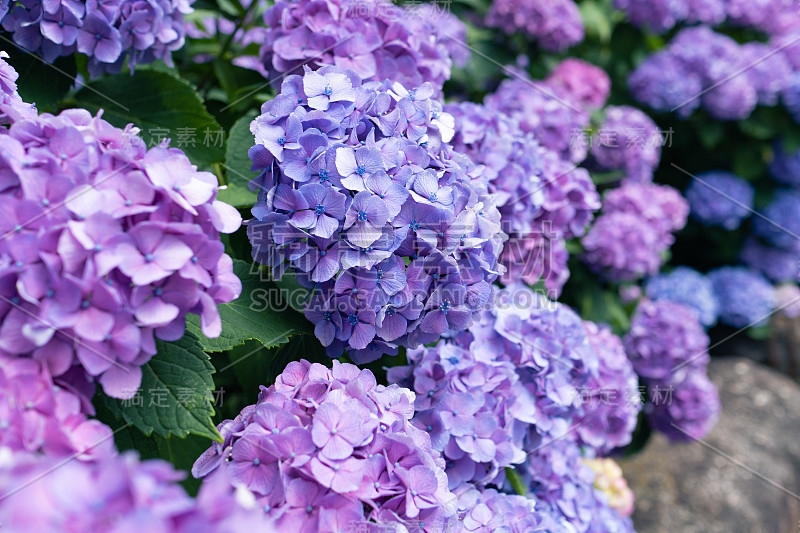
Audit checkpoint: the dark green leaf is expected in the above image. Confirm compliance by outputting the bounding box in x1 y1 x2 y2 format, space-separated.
70 70 224 166
218 110 259 207
505 467 527 496
11 51 75 112
104 333 221 441
186 260 311 353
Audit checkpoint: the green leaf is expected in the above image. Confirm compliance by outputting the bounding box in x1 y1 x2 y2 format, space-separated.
218 110 259 207
104 333 222 441
696 121 726 150
12 52 76 112
505 467 527 496
580 0 612 43
70 70 224 166
732 147 766 180
186 260 311 353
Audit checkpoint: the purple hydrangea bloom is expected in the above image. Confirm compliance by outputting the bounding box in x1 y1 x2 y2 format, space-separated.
645 266 719 326
612 0 688 33
685 0 727 25
546 58 611 110
646 369 720 442
0 449 277 532
589 106 662 184
628 51 703 118
577 323 642 454
2 0 192 76
0 52 37 124
0 355 114 460
623 299 710 380
582 211 667 283
752 189 800 249
447 102 599 297
247 0 466 90
785 74 800 123
708 267 776 327
582 183 687 282
485 72 590 164
725 0 787 32
0 86 241 400
192 359 457 532
769 141 800 188
740 43 793 106
486 0 584 52
452 487 558 532
247 67 505 360
684 171 754 230
740 238 800 283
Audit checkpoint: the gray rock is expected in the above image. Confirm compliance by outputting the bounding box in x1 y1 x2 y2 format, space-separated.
619 358 800 533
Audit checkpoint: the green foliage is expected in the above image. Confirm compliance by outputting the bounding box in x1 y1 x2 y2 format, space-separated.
104 333 222 442
13 53 76 112
217 110 260 207
69 70 225 167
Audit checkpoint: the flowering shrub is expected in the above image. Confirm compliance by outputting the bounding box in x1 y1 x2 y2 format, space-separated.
247 66 504 360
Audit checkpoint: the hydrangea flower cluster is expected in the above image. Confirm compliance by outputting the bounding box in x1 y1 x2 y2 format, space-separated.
0 355 113 460
624 299 720 441
579 322 642 454
486 0 585 52
589 106 662 184
629 26 799 120
0 52 36 125
248 0 467 90
192 360 457 532
246 66 505 360
446 101 599 297
582 183 688 282
484 72 590 164
684 171 754 230
753 189 800 249
613 0 797 34
0 448 276 532
452 487 559 532
770 142 800 188
546 59 611 110
1 0 193 76
583 458 635 518
520 439 636 533
708 267 776 327
740 238 800 283
0 81 242 400
645 266 719 327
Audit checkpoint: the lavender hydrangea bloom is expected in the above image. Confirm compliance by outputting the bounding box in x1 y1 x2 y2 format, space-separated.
577 323 641 454
546 59 611 110
453 487 558 532
740 238 800 283
485 73 590 164
628 51 703 118
0 449 277 532
486 0 584 52
752 189 800 249
192 360 457 532
708 267 776 327
447 102 599 297
684 171 754 230
769 141 800 188
645 267 719 326
582 212 666 283
0 52 37 124
2 0 192 75
248 0 465 90
0 355 114 460
646 370 720 442
623 299 710 380
589 106 662 184
0 77 241 400
247 67 505 359
740 43 793 107
582 183 687 282
685 0 727 24
612 0 688 33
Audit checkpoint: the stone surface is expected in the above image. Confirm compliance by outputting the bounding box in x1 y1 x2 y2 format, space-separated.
619 357 800 533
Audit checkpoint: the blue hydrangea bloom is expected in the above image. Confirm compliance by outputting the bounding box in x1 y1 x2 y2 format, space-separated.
708 267 776 328
770 141 800 188
740 238 800 283
685 171 754 230
645 267 719 326
752 189 800 249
